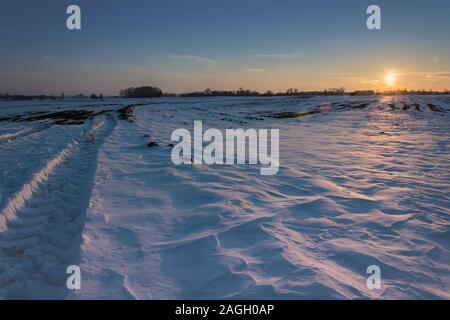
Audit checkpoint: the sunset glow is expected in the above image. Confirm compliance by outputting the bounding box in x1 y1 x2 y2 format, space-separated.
385 72 396 87
0 1 449 94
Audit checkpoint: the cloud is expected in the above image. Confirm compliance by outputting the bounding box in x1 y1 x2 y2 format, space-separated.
391 70 450 82
424 72 450 79
242 68 266 73
397 70 450 78
249 53 304 59
363 80 381 85
421 72 450 82
335 39 352 44
167 54 216 65
3 70 49 79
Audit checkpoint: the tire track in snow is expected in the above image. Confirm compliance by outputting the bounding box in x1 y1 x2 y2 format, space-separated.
0 125 52 145
0 124 89 211
0 115 117 299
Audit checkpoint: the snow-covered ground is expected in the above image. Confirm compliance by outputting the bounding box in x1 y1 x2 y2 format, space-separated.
0 95 449 299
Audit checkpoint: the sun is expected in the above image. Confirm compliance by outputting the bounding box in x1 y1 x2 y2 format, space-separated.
385 72 396 87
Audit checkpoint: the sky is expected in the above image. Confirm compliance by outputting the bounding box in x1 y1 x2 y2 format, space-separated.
0 0 449 95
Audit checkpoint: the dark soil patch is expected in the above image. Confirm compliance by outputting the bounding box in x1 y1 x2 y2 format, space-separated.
0 109 113 125
268 110 320 119
147 141 159 148
117 104 145 122
427 104 445 112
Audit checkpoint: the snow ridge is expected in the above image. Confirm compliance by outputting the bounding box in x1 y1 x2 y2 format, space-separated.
0 126 50 145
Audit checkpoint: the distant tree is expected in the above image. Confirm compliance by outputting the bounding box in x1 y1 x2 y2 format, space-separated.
120 86 163 98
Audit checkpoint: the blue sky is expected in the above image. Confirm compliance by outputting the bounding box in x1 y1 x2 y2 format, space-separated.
1 0 449 94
